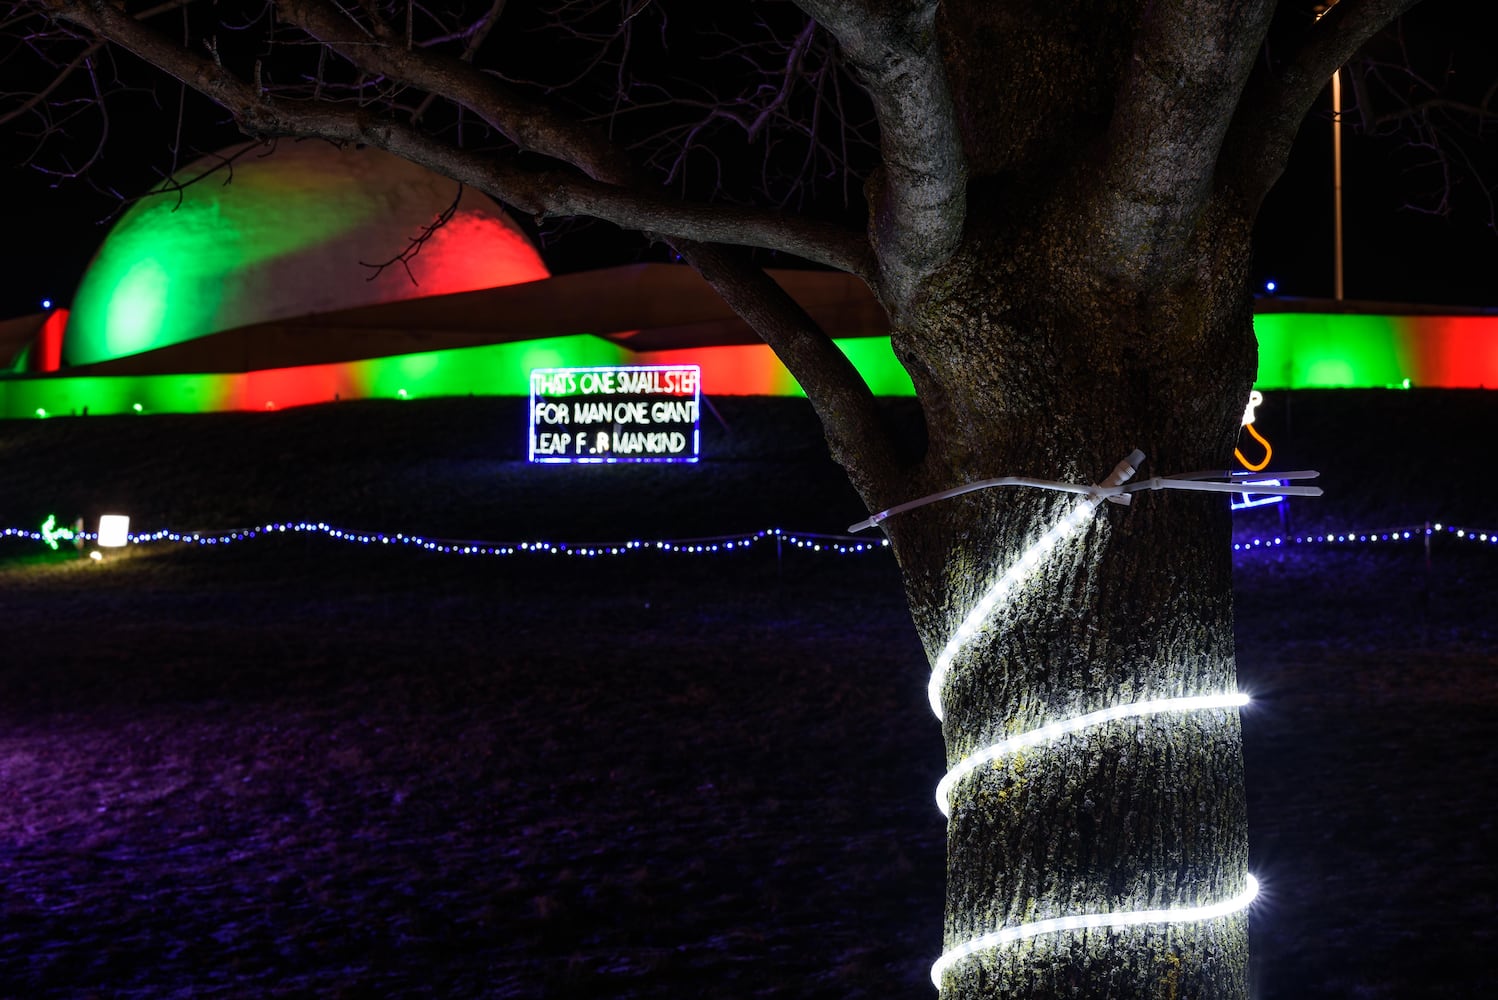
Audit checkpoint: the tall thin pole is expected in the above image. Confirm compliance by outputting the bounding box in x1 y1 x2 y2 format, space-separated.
1332 68 1345 300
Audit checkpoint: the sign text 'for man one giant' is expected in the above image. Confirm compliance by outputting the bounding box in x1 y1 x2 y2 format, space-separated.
529 365 701 463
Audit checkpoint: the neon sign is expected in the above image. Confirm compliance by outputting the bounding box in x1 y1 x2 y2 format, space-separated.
1232 390 1284 511
39 514 76 550
1234 391 1272 472
529 365 700 463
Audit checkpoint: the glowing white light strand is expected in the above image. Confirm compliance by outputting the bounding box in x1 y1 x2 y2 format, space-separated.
935 692 1250 817
922 452 1147 720
930 875 1259 989
926 498 1100 718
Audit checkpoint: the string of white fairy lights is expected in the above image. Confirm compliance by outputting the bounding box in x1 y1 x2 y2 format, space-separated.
5 518 1493 559
0 522 889 557
846 452 1303 990
1232 521 1498 550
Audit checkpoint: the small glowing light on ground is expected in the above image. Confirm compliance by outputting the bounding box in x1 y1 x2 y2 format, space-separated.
97 515 131 548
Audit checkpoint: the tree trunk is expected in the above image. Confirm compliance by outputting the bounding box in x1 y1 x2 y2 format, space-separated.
879 205 1258 998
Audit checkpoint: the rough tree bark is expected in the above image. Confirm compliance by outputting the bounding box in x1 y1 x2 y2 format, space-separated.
10 0 1430 995
888 209 1259 997
878 5 1271 989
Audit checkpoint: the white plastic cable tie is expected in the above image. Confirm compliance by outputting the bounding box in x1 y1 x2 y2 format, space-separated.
1099 449 1145 504
848 449 1146 533
1172 468 1319 483
1127 474 1322 499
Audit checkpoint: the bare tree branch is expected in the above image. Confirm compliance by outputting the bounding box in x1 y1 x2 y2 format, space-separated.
603 15 875 215
277 0 631 183
791 0 964 313
38 0 874 277
132 0 210 19
1370 92 1498 127
1088 0 1277 281
409 0 507 124
1339 29 1498 228
360 180 465 285
143 138 270 212
672 238 907 507
0 38 102 127
23 39 113 179
1223 0 1426 212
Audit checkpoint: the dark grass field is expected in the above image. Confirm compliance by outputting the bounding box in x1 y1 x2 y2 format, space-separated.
1 391 1495 999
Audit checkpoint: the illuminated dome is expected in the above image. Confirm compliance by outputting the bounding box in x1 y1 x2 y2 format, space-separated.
63 141 549 368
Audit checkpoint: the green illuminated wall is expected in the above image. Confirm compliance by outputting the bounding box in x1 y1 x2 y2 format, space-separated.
1 336 632 418
1253 311 1498 389
1255 313 1409 388
4 310 1494 420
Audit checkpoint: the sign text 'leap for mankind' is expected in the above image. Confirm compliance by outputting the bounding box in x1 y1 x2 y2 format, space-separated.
529 365 701 463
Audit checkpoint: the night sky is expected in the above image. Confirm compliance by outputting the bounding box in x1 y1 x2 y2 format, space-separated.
3 3 1495 321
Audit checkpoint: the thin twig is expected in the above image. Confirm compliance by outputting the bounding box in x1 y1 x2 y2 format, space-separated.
359 182 464 285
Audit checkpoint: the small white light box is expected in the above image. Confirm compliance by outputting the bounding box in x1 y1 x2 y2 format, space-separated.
97 514 131 548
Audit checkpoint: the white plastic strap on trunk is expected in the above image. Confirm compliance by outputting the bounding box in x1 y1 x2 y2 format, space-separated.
848 454 1320 534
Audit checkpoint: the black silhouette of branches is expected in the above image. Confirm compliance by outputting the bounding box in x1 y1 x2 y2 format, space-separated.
359 180 465 284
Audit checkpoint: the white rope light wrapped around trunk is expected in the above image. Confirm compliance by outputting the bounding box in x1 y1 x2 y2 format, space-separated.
935 692 1251 818
925 496 1100 718
911 450 1148 721
847 451 1276 992
930 875 1260 988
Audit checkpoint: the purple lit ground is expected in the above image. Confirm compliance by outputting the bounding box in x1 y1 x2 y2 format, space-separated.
1 392 1494 999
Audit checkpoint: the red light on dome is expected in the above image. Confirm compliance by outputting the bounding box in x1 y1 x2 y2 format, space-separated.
33 309 69 373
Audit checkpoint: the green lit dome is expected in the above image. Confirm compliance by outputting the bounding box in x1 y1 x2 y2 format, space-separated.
63 142 549 368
